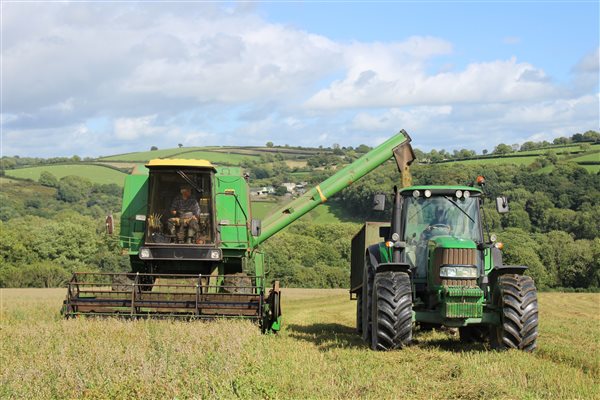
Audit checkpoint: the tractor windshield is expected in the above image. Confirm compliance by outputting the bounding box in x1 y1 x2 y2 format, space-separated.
403 195 482 272
403 196 482 242
146 169 214 245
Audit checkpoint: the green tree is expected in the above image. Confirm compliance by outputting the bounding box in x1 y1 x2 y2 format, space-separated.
39 171 59 188
266 141 274 148
493 143 513 155
57 176 92 203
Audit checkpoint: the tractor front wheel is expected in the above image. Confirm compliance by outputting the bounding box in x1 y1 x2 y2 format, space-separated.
371 271 413 351
490 274 538 351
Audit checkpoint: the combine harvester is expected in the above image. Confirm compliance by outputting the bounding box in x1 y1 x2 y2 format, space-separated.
63 130 416 332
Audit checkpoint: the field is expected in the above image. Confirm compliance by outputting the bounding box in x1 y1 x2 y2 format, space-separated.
1 289 598 399
4 164 128 186
169 150 257 164
99 147 206 162
441 156 539 167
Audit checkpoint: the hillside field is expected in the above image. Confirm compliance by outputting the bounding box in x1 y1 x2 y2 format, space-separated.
4 164 128 186
1 289 598 399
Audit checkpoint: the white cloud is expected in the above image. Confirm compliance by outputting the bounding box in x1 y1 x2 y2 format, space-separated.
306 57 557 109
114 115 163 140
1 3 597 157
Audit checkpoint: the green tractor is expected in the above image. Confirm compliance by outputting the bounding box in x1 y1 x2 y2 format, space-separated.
351 177 539 351
63 130 416 333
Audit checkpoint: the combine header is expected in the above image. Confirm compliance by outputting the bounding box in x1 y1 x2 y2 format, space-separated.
63 130 415 332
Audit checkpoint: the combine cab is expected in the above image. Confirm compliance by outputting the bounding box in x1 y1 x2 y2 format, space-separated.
64 130 415 332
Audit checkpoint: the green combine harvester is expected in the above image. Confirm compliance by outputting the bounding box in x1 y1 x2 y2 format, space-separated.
63 130 416 333
351 177 539 351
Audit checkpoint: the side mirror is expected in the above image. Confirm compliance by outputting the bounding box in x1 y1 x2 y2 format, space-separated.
373 194 386 211
496 196 509 214
251 219 262 236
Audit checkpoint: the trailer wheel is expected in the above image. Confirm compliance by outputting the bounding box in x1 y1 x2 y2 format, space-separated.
361 264 374 343
356 292 363 335
490 274 538 351
371 271 412 351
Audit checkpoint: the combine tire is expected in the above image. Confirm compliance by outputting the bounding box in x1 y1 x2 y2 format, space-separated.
371 271 413 351
356 292 363 335
490 274 538 351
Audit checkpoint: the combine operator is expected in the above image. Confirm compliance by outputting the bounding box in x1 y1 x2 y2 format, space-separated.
168 185 201 244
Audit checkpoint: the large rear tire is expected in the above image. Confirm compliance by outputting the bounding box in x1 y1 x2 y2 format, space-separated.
371 271 413 351
490 274 538 351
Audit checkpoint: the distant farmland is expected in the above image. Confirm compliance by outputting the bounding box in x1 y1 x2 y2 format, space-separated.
5 164 128 186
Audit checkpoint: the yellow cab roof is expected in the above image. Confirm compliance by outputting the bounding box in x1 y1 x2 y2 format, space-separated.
145 159 216 170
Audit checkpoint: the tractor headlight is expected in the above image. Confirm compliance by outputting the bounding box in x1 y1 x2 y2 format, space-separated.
440 266 478 278
210 250 221 259
424 190 432 198
413 190 420 198
455 190 463 198
139 248 151 259
463 190 471 199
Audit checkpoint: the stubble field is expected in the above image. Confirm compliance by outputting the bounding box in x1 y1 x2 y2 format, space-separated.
1 289 598 399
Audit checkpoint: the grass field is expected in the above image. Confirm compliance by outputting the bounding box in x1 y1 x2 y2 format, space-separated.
99 147 206 161
569 152 600 162
169 150 257 164
4 164 128 186
441 156 539 167
1 289 598 399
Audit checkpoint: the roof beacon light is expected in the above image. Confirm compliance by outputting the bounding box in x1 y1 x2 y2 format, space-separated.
476 175 486 186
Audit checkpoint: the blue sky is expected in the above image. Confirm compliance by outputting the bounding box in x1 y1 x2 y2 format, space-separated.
1 1 598 157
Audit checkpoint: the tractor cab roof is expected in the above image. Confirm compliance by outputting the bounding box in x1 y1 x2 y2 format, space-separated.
400 185 482 197
145 159 216 171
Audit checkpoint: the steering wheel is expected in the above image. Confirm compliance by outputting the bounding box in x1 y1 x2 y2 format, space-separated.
429 224 451 231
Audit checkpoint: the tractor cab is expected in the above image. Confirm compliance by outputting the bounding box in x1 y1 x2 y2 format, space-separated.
143 159 217 249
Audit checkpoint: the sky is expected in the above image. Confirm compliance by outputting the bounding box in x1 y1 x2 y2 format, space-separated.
1 1 599 158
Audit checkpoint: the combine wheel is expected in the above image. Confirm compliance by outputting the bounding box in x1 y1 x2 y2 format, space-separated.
490 274 538 351
263 281 282 334
371 271 413 351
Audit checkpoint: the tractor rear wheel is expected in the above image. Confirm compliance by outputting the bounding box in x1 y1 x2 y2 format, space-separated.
371 271 413 351
490 274 538 351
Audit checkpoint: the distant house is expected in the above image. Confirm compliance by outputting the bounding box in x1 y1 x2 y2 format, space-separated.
281 182 296 193
250 186 276 197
